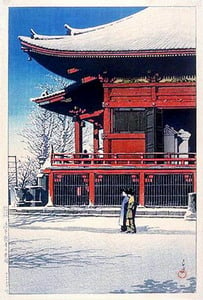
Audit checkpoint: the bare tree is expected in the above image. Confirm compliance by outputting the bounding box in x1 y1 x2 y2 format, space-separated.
20 107 56 162
82 122 93 152
20 106 76 162
8 173 17 189
53 114 74 153
36 74 73 94
17 157 38 188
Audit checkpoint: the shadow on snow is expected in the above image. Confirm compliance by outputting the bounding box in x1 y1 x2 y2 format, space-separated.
110 277 196 293
9 213 77 227
9 213 195 236
9 239 138 269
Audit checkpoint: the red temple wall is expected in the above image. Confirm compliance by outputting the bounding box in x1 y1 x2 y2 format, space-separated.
102 82 196 155
103 82 196 108
104 134 145 154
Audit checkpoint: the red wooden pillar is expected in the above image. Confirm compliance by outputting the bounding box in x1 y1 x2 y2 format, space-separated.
139 172 145 206
193 171 197 192
93 123 99 153
89 172 95 205
74 120 82 153
103 108 111 153
47 172 54 206
103 86 111 153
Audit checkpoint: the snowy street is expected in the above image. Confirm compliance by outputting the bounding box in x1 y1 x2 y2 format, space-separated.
8 214 196 294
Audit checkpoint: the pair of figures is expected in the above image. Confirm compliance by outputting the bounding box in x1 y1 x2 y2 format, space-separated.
119 189 137 233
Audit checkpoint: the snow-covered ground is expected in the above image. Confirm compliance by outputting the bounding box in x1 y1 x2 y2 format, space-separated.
8 214 196 294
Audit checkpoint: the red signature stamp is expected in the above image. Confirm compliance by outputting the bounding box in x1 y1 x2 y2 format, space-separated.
177 269 187 278
177 259 187 278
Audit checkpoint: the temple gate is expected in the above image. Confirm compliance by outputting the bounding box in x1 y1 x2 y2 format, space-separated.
19 7 196 206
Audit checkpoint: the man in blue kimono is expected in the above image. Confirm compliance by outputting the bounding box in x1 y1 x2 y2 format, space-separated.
119 189 129 232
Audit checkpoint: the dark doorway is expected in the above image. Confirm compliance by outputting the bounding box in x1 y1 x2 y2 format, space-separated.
163 109 196 152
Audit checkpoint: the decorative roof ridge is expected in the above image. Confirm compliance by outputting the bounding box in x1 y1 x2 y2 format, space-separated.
29 28 65 40
64 13 134 36
28 12 138 40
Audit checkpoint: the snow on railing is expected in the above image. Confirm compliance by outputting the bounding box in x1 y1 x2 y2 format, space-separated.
50 152 196 167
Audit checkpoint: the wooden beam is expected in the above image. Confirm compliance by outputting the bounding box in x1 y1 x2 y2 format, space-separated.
66 68 80 74
80 109 103 120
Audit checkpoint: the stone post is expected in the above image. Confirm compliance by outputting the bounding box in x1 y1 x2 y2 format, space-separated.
164 125 178 153
184 192 196 220
177 129 191 157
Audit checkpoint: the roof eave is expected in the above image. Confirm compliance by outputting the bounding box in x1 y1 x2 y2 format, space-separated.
31 78 100 105
20 40 196 58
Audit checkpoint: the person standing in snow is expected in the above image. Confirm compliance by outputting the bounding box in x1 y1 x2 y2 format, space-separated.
126 189 137 233
119 189 129 232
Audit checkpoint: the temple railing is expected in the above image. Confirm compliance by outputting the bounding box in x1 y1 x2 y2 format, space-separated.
50 152 196 167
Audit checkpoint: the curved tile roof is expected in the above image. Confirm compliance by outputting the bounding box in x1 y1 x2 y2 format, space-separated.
19 7 195 53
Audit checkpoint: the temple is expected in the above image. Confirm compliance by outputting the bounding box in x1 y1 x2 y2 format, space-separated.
19 7 196 207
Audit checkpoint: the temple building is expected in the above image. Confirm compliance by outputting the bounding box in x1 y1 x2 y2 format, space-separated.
18 7 196 207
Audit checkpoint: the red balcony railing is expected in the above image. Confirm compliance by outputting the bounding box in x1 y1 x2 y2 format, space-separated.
50 152 196 167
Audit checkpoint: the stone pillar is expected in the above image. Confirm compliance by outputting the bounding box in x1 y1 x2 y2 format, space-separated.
184 192 196 220
164 125 178 153
177 129 191 157
46 172 54 207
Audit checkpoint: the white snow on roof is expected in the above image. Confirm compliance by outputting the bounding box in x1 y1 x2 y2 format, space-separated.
19 7 196 52
30 89 65 101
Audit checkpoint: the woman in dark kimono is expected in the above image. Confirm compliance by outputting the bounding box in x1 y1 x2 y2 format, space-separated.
119 189 129 232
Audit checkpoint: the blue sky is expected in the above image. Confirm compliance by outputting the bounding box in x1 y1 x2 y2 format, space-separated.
9 7 145 118
8 7 145 156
